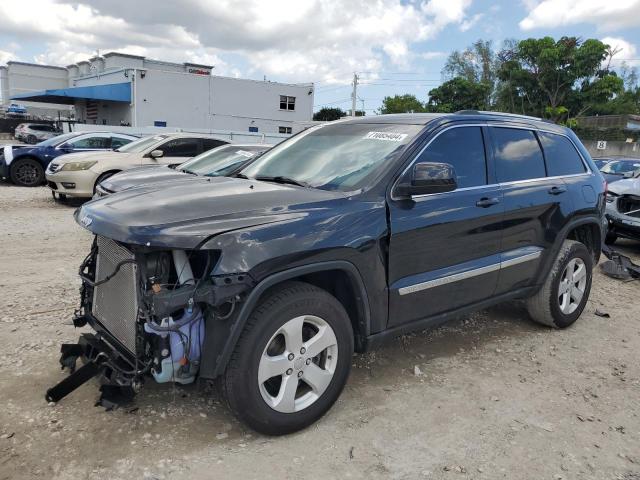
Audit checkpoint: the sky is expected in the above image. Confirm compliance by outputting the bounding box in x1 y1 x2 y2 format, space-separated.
0 0 639 114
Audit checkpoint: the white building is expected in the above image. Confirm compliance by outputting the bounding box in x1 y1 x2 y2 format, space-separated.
0 61 73 118
6 52 315 135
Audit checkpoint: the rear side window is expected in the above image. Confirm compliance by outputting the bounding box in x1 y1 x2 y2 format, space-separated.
417 126 487 188
202 139 227 151
492 128 545 183
538 132 586 176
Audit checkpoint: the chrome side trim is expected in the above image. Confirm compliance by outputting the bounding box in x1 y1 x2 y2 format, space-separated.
398 250 543 296
501 251 542 268
398 263 500 295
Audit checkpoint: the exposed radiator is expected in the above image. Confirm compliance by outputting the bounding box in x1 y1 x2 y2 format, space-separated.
92 236 139 353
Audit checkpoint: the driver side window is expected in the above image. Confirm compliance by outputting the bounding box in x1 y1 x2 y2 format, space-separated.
69 136 111 149
414 126 487 189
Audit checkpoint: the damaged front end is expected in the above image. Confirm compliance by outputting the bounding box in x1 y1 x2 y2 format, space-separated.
606 192 640 241
46 234 252 407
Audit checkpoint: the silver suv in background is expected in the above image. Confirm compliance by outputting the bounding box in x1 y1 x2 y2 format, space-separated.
15 123 61 144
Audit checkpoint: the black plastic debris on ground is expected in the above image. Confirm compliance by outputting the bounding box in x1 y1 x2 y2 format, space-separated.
601 244 640 281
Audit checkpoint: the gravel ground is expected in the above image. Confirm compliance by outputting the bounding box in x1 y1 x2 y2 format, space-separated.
0 183 639 480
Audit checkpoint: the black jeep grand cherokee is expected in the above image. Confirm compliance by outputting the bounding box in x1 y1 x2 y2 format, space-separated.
48 112 605 435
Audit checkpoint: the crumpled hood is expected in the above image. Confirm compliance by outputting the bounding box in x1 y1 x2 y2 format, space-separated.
75 176 346 248
54 150 135 164
100 165 186 192
608 177 640 196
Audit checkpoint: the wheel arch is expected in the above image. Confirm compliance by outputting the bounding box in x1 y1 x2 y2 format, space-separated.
201 261 371 379
534 215 602 291
94 169 122 189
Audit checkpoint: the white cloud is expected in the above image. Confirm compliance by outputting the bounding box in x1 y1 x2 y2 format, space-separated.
520 0 640 31
0 0 477 83
460 13 484 31
601 36 640 66
0 50 17 64
421 51 448 60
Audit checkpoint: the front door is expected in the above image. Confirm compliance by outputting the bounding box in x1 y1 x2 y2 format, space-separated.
387 125 504 328
151 138 202 165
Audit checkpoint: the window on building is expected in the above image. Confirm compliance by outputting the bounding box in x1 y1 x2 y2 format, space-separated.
492 128 546 183
159 138 200 157
537 132 587 176
202 139 228 152
280 95 296 111
69 136 111 149
415 126 487 188
279 126 293 134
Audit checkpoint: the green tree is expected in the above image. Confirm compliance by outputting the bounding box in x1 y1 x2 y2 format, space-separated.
377 94 425 114
443 39 499 107
313 107 346 121
497 37 614 121
427 77 491 112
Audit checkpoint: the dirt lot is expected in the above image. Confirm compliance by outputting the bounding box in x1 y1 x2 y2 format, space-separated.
0 183 638 480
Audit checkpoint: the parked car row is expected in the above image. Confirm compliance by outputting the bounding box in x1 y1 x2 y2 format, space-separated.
43 112 607 436
47 133 229 199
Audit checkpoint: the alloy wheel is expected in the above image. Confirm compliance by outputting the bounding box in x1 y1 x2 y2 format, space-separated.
258 315 338 413
15 163 40 186
558 258 587 315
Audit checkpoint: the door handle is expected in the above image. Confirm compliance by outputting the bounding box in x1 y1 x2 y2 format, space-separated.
476 197 500 208
548 185 567 195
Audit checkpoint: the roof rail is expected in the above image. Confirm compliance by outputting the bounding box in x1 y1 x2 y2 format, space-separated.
455 110 544 122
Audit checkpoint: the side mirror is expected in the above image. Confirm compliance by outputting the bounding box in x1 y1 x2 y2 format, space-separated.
150 149 164 159
395 162 457 197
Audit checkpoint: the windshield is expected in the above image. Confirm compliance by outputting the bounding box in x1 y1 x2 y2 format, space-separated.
601 160 640 175
116 135 168 153
240 123 423 191
36 132 78 147
178 144 268 176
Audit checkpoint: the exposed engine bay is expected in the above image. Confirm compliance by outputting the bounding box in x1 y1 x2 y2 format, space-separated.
46 235 251 407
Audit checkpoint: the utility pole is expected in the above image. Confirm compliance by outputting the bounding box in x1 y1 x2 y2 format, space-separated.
351 72 359 117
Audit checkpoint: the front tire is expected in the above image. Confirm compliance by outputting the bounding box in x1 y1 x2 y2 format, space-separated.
10 158 44 186
220 281 353 435
526 240 593 328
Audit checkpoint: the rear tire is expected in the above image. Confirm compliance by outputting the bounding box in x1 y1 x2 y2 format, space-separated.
27 134 37 144
219 281 353 435
526 240 592 328
10 158 44 187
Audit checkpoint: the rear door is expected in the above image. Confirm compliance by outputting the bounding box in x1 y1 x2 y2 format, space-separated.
489 126 574 294
387 125 504 327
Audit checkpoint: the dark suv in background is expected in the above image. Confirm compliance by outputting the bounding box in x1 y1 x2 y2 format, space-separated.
48 112 605 435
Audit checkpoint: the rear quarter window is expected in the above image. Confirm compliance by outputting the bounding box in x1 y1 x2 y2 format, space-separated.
538 132 586 176
492 128 546 183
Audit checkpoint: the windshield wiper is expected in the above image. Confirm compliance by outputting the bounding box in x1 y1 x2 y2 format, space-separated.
180 168 198 175
255 175 312 188
234 172 249 179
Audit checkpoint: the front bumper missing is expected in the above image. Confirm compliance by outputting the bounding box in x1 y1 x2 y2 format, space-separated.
45 333 139 409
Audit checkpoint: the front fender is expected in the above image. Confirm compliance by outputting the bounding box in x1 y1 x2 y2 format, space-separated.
199 260 371 379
